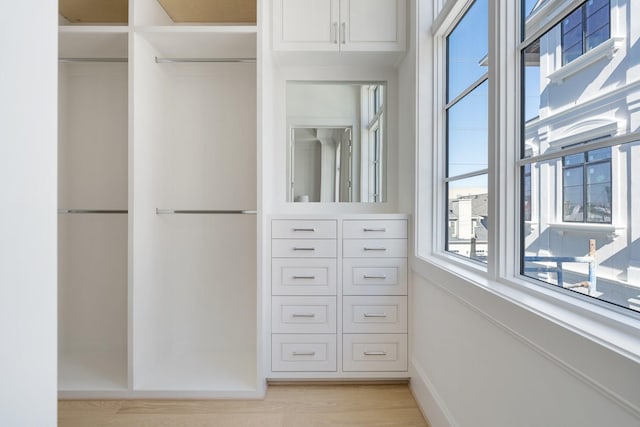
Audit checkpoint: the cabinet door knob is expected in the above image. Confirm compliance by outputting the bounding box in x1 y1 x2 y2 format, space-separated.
291 313 316 318
363 313 387 318
293 247 315 251
364 351 387 356
364 247 387 251
363 275 387 279
363 228 386 232
293 275 316 280
341 22 346 44
293 228 315 232
333 22 338 44
292 351 316 356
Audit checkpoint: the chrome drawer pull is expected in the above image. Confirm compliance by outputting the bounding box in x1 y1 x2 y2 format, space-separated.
293 247 316 251
292 313 316 318
363 313 387 318
293 228 316 232
364 351 387 356
293 275 316 279
364 247 387 251
363 228 386 232
292 351 316 356
363 275 387 279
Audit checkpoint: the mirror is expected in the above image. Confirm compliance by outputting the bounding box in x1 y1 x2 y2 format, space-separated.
287 81 387 203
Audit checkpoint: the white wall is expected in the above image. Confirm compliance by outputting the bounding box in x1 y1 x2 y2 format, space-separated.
0 1 57 425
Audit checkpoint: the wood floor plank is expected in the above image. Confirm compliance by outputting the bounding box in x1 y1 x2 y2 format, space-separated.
58 385 428 427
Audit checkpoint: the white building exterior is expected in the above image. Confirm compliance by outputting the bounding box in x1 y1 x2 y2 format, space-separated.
523 0 640 309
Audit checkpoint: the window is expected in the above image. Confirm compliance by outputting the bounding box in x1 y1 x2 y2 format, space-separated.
444 0 489 263
364 84 384 202
562 148 612 223
521 0 639 312
561 0 610 65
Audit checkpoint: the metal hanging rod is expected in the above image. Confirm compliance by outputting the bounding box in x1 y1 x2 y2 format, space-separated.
156 209 257 215
59 58 128 63
154 56 256 64
58 209 128 214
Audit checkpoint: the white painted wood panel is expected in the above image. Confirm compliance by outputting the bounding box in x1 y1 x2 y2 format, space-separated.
272 219 337 239
343 296 407 334
343 334 407 372
272 258 337 295
340 0 406 52
272 334 337 372
343 219 407 239
343 258 407 295
272 296 337 333
343 239 407 258
274 0 340 50
272 239 337 258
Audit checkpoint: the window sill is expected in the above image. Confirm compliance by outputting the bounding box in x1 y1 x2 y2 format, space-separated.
548 222 624 238
548 37 623 84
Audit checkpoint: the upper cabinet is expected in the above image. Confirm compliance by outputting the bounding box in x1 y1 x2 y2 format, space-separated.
274 0 405 52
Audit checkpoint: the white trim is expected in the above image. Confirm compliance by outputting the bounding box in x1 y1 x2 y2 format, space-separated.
548 120 620 150
548 37 624 84
547 222 624 237
409 358 459 427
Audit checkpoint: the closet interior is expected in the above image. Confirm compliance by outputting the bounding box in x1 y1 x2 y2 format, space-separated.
58 0 259 397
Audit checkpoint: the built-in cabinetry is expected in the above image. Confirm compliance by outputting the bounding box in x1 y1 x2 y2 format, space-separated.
58 0 259 398
273 0 406 52
269 216 408 379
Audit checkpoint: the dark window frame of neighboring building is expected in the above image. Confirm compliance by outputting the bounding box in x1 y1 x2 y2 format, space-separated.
561 0 611 65
562 147 612 224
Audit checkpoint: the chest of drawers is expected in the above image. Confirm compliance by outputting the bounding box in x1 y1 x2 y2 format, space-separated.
269 215 408 378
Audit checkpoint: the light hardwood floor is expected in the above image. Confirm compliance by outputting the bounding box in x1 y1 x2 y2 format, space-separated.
58 384 429 427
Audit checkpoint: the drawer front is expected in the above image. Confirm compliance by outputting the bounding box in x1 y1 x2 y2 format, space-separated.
272 220 337 239
272 296 336 334
343 239 407 258
273 239 337 258
272 258 337 295
343 258 407 295
343 334 407 372
343 220 408 239
272 334 337 372
343 296 407 334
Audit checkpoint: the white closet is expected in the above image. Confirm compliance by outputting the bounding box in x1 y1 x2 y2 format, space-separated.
58 0 260 398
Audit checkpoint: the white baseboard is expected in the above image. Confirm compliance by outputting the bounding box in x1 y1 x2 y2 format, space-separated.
409 358 458 427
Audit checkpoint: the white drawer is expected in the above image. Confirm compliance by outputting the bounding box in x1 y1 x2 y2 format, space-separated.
272 258 337 295
272 296 336 334
343 239 407 258
343 334 407 372
343 296 407 334
343 258 407 295
272 334 337 372
343 220 407 239
272 239 337 258
272 220 337 239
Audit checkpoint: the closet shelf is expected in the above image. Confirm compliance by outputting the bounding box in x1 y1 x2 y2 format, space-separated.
59 27 128 59
155 0 256 24
60 0 128 25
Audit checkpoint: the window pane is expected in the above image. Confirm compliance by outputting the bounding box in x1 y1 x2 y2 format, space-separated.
562 25 582 49
523 142 640 313
447 0 488 102
523 40 540 122
447 175 489 263
586 0 609 17
586 24 609 50
564 153 585 166
562 8 582 33
523 164 532 222
563 42 584 65
447 81 488 177
585 5 608 32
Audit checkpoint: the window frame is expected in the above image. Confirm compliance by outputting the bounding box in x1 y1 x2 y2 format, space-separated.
416 0 640 362
561 0 611 65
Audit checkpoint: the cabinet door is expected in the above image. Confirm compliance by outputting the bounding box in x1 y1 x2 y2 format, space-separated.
340 0 405 51
274 0 340 51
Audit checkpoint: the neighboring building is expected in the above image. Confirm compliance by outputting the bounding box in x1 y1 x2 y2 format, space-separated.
523 0 640 309
448 193 489 260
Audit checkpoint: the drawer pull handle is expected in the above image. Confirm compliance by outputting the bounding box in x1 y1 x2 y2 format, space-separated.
364 351 387 356
292 313 316 318
363 275 387 279
364 313 387 318
363 228 387 232
293 275 316 279
292 351 316 356
364 247 387 251
293 247 316 251
293 228 316 232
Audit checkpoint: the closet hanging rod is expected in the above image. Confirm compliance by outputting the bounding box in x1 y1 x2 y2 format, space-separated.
154 56 256 64
156 209 256 215
59 58 128 63
58 209 128 214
